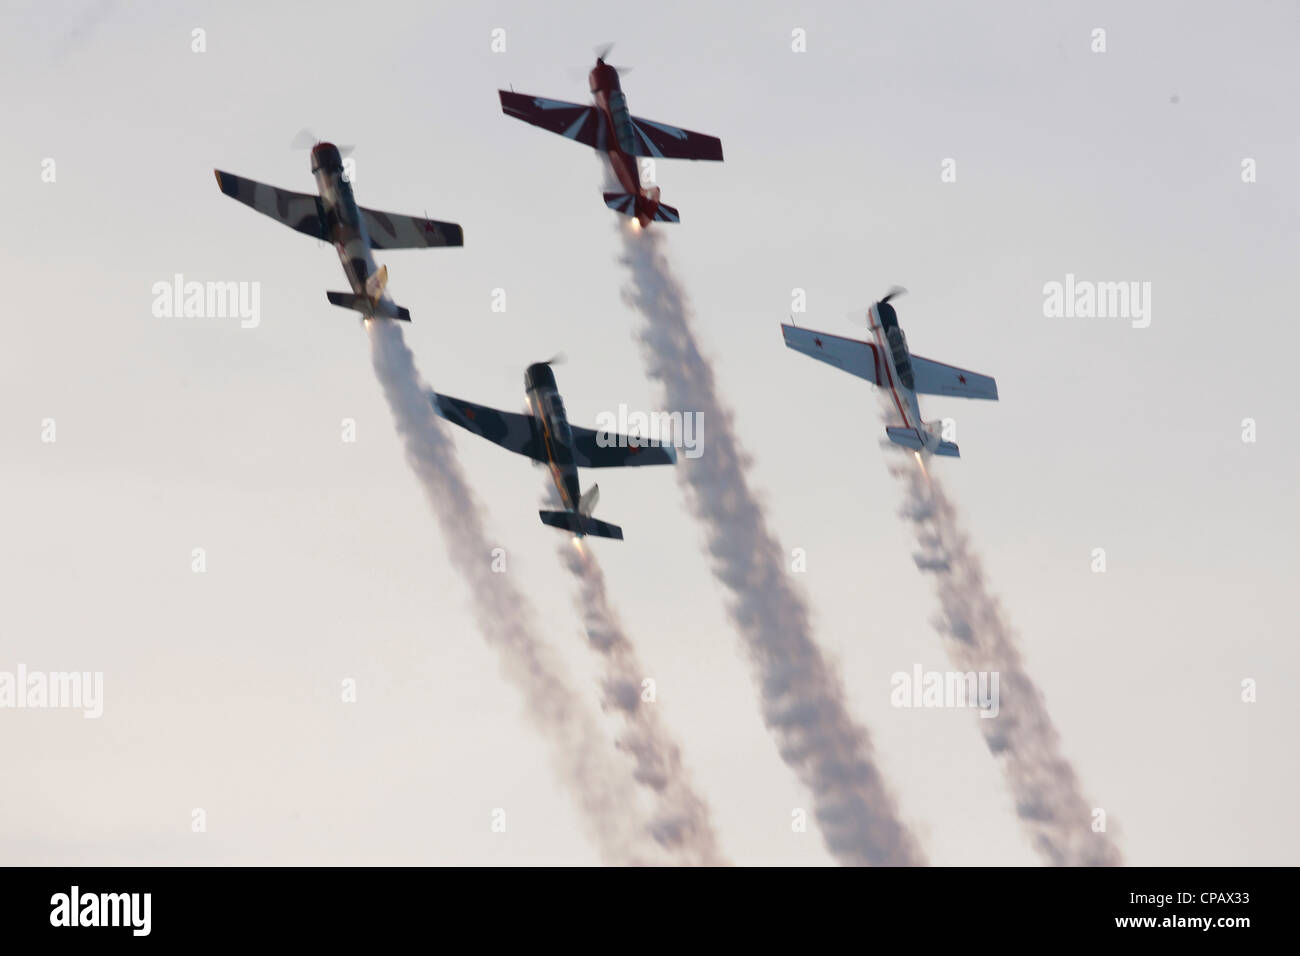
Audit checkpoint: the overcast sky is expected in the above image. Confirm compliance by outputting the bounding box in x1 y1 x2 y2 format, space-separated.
2 0 1297 865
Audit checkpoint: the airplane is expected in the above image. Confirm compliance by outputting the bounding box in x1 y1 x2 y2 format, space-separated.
781 289 998 458
498 48 723 227
213 140 462 322
432 361 677 540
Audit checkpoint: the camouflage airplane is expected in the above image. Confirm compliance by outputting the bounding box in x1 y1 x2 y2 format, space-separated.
214 141 462 322
499 49 723 227
782 288 999 458
433 361 676 540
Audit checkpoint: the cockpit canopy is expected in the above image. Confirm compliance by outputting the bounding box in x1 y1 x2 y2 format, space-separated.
876 300 899 330
607 90 637 155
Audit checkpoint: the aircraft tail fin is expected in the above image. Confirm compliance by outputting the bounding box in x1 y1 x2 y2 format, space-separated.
921 420 960 457
364 264 388 299
885 426 960 458
578 484 600 517
326 291 410 322
538 509 624 540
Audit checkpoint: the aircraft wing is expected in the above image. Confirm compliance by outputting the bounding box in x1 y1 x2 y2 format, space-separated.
910 356 999 400
432 394 547 462
214 171 327 239
629 116 724 161
361 207 464 250
499 91 602 148
570 426 677 467
781 324 880 384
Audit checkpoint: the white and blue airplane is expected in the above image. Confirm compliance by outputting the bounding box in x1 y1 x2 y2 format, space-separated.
782 288 998 458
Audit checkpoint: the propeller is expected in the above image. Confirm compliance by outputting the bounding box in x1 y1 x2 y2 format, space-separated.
539 352 567 367
846 287 907 328
290 127 354 157
591 42 633 75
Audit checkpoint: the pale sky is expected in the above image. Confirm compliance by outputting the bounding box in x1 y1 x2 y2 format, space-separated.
2 0 1297 865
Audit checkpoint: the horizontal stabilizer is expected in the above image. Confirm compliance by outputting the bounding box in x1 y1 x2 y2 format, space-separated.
652 200 680 223
326 291 410 322
885 426 924 450
603 192 681 225
603 192 637 217
538 510 624 541
885 426 960 458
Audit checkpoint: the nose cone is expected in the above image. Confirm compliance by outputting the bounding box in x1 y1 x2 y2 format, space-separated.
589 59 620 93
525 362 557 392
310 142 343 172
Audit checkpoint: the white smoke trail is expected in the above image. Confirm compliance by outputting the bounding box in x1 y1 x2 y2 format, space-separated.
617 227 926 866
888 446 1123 866
366 320 665 865
544 485 727 865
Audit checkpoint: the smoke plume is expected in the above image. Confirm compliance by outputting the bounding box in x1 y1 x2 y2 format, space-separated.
616 226 926 866
366 320 665 865
889 447 1123 866
550 491 727 864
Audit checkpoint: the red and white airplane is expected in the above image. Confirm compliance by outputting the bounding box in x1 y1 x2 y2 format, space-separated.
782 289 998 458
498 48 723 227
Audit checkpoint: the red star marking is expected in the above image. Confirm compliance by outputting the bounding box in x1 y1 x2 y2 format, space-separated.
465 408 476 420
423 220 436 234
814 338 823 348
958 375 967 384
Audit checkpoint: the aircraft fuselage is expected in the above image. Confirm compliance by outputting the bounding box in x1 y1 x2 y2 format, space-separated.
589 60 657 225
310 143 394 311
524 363 582 512
866 301 933 451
